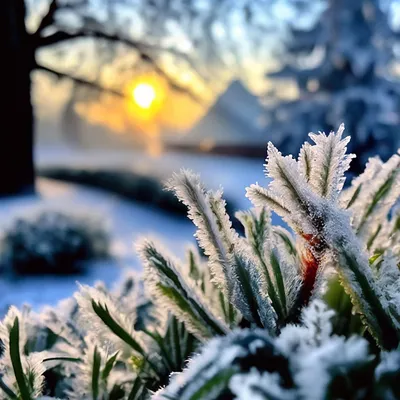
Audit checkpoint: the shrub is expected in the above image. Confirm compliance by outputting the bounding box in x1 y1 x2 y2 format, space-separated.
0 209 110 275
0 125 399 399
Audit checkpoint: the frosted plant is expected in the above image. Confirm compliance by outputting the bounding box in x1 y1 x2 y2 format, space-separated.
0 125 399 399
156 301 397 400
0 209 110 275
0 273 198 399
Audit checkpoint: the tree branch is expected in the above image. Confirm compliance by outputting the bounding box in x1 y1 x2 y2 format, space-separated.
35 63 125 97
34 62 205 104
33 0 58 37
36 29 210 84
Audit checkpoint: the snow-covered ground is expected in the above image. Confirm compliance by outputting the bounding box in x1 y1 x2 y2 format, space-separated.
0 178 195 314
1 147 278 315
36 146 272 212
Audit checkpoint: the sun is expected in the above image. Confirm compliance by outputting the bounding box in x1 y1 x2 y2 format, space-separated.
132 83 157 109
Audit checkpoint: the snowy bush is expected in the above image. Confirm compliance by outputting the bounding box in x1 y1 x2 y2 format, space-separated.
264 0 400 173
0 209 110 275
0 125 399 399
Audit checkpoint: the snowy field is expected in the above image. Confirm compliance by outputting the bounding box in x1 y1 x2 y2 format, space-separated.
1 149 275 314
0 178 195 314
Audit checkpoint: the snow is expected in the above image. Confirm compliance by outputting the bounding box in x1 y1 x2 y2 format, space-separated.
36 146 269 211
0 178 195 314
0 145 277 314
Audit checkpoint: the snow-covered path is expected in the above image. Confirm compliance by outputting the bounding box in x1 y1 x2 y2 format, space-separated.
0 178 195 313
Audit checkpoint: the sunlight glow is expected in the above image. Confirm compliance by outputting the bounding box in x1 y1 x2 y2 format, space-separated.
133 83 157 109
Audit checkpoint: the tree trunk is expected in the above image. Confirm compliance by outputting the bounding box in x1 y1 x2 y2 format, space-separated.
0 0 35 196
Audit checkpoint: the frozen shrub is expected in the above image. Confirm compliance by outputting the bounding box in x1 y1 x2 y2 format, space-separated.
0 125 399 399
0 209 110 275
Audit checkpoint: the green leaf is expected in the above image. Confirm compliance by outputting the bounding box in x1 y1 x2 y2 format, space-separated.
323 276 363 337
367 224 382 250
9 317 31 400
232 253 262 327
270 249 287 316
127 378 145 400
340 251 398 350
189 369 235 400
357 171 397 232
346 184 362 209
92 346 101 400
273 228 297 256
170 316 182 369
142 329 174 371
91 300 144 355
156 283 221 338
0 375 17 399
43 356 82 363
188 250 201 282
101 351 119 381
237 209 285 320
369 252 383 266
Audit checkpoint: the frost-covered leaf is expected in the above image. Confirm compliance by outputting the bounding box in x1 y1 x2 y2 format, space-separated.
227 247 277 333
299 141 313 183
74 284 146 359
0 313 46 400
236 208 301 326
246 184 292 223
186 247 237 326
374 351 400 399
295 335 373 400
139 239 228 340
352 153 400 239
340 156 383 211
308 124 355 201
166 170 231 291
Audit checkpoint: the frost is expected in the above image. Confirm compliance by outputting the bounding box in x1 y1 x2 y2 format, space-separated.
138 239 228 340
166 170 232 290
75 283 145 359
230 369 295 400
154 329 289 400
308 124 355 201
295 335 371 400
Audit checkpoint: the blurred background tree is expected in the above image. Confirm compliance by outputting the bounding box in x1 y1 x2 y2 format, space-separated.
1 0 215 196
263 0 400 173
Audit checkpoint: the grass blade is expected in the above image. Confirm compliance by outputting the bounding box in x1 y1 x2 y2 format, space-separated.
9 318 31 400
